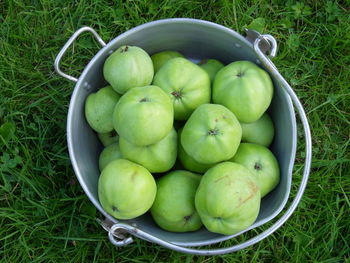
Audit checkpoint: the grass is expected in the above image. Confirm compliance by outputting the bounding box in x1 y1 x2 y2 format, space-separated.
1 0 349 262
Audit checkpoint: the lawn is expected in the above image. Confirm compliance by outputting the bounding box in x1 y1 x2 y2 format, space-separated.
1 0 349 262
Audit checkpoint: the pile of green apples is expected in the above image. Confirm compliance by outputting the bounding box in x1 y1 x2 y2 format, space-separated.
85 45 280 235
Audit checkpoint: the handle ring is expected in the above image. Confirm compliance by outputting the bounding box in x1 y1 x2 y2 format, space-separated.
54 26 106 82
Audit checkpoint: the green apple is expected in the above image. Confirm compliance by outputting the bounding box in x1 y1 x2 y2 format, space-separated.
85 86 120 133
153 57 210 120
230 143 280 198
177 128 214 173
195 162 260 235
151 170 202 232
151 51 184 72
98 159 156 220
241 113 274 147
213 60 273 123
181 104 242 164
98 143 123 171
113 85 173 146
119 128 177 173
98 130 119 147
103 45 154 94
198 59 224 82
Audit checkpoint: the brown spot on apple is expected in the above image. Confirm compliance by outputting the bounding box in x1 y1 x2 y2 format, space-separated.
214 175 233 185
236 180 259 208
130 170 137 181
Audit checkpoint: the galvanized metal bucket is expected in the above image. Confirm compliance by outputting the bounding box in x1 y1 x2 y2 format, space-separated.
55 18 312 255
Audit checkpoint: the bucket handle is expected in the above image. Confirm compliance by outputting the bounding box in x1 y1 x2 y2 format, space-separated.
106 33 312 255
54 26 106 82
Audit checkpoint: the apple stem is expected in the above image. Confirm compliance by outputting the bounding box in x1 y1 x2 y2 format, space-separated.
207 128 219 136
110 130 118 137
171 91 182 99
236 71 244 77
184 215 191 221
254 162 262 171
121 46 129 53
139 97 149 103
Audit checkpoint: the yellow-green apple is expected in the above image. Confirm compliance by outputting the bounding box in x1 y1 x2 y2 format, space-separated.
98 130 119 147
195 162 260 235
153 57 210 120
151 170 202 232
151 51 184 72
198 59 224 82
177 128 214 173
213 61 273 123
230 143 280 198
98 159 156 220
85 86 120 133
120 128 177 173
98 143 123 171
241 113 274 147
103 45 154 94
181 104 242 164
113 85 173 146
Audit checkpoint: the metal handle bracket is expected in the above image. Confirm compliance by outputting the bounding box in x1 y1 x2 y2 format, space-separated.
245 29 277 58
54 26 106 82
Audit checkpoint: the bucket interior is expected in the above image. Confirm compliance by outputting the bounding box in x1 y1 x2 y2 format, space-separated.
67 19 297 246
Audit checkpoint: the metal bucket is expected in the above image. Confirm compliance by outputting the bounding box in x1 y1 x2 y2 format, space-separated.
55 18 312 255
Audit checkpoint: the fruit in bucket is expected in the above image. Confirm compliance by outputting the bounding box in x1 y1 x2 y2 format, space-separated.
213 61 273 123
177 128 214 173
181 104 242 164
198 59 224 82
98 130 119 147
84 86 120 133
230 143 280 198
241 113 275 147
153 57 210 120
98 142 123 171
103 45 154 94
113 85 173 146
195 162 260 235
119 128 177 173
151 170 202 232
151 51 184 72
98 159 156 220
90 45 280 236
